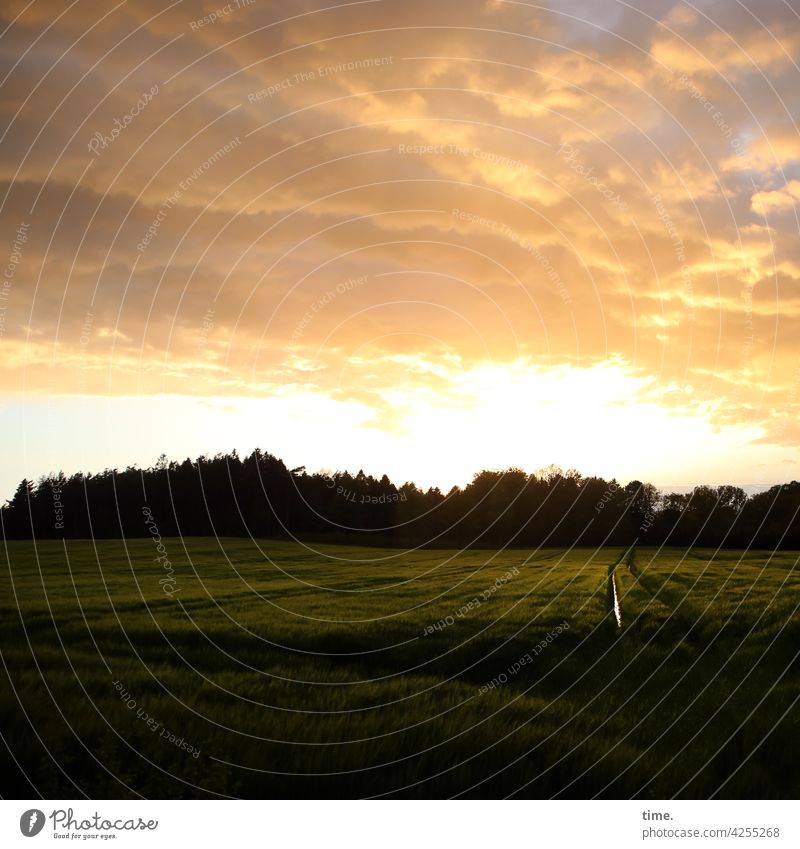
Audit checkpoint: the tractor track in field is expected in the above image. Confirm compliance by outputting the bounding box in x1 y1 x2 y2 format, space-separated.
609 566 623 627
606 546 632 628
607 544 635 629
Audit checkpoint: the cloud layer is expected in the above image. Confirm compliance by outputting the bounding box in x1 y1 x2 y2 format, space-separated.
2 0 799 487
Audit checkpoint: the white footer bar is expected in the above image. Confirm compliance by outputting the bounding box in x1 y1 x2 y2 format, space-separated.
3 800 795 848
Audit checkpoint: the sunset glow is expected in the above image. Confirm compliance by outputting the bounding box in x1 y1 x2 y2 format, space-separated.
1 0 799 496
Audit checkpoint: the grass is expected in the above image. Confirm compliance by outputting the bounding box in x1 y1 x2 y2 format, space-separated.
0 538 798 798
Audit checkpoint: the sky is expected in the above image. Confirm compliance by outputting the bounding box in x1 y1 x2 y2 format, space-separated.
1 0 799 500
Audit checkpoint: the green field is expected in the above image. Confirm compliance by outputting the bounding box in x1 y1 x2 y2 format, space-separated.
1 539 798 798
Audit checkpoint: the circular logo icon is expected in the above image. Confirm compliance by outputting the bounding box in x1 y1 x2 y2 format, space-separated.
19 809 46 837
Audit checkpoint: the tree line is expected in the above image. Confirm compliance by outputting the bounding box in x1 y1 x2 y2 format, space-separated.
2 449 799 548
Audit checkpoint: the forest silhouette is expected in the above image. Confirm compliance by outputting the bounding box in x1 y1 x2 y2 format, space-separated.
2 450 799 549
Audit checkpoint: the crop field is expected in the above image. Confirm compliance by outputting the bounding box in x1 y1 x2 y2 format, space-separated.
1 539 798 799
